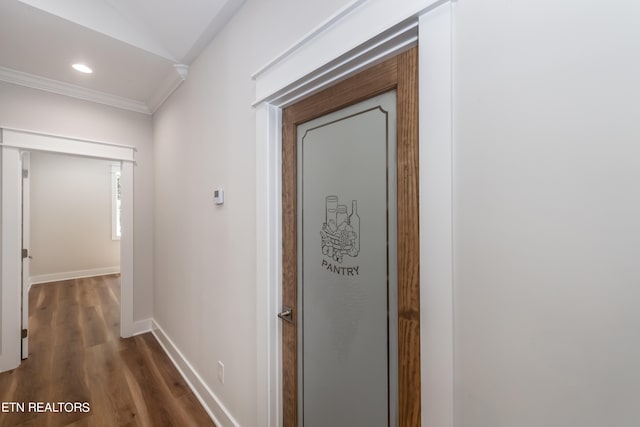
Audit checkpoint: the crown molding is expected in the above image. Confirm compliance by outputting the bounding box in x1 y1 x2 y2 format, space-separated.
0 66 151 115
147 64 189 113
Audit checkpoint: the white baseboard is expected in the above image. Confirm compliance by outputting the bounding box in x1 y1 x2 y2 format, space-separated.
30 266 120 285
151 320 240 427
133 318 152 336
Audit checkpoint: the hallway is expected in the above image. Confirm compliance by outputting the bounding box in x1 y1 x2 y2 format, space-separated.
0 275 214 426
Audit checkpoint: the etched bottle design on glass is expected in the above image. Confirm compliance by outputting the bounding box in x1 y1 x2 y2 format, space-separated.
321 196 361 263
349 200 360 256
326 196 338 229
336 204 348 227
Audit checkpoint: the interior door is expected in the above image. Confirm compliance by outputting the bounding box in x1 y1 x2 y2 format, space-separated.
21 151 30 359
281 47 420 426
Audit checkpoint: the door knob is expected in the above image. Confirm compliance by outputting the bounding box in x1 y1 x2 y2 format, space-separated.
278 306 294 324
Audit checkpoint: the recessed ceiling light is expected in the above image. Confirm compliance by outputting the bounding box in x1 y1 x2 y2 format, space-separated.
72 63 93 74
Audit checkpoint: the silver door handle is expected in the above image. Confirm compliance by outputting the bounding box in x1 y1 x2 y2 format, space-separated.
278 306 293 324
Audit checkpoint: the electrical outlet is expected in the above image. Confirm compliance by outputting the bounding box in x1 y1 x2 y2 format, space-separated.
217 361 224 384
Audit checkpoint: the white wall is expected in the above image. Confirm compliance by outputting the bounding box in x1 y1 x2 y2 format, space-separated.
453 0 640 426
29 152 119 281
152 0 351 425
0 81 153 321
2 0 632 424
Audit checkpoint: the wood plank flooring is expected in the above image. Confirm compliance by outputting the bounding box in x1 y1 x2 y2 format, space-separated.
0 275 215 427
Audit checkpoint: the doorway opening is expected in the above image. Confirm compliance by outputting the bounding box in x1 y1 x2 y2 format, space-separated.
24 152 123 360
0 128 135 372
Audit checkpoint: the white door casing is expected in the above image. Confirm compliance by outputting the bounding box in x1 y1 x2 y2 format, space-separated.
0 128 136 372
253 1 454 426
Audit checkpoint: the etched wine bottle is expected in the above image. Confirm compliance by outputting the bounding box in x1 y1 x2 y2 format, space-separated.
349 200 360 255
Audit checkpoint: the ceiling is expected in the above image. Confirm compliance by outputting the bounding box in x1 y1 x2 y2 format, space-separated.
0 0 246 114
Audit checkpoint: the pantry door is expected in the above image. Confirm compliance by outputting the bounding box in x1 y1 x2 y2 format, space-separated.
280 47 420 427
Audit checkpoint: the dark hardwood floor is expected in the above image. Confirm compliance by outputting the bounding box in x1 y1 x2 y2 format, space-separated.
0 275 215 427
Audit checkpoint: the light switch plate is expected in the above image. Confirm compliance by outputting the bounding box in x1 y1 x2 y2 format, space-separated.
214 189 224 205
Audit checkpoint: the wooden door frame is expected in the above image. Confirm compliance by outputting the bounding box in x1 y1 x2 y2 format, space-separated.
281 47 420 426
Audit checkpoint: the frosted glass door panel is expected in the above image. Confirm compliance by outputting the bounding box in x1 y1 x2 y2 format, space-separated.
297 90 398 426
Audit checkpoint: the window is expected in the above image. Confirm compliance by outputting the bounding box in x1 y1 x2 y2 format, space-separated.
111 163 122 240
